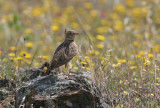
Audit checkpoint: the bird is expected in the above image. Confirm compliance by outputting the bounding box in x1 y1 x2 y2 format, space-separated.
46 29 79 75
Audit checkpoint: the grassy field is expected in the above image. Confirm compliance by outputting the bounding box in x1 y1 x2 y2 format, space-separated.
0 0 160 107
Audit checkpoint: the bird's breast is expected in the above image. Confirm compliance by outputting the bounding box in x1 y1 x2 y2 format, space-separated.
68 42 78 56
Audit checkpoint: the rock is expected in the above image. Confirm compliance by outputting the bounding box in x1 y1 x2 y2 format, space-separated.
0 79 15 107
21 62 49 81
15 72 110 108
0 79 9 87
0 79 15 100
21 68 46 81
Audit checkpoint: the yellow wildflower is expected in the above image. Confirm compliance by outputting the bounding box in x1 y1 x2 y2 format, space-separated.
114 20 123 31
118 59 126 63
134 78 137 81
90 10 97 17
132 7 149 20
25 53 32 59
101 20 108 26
148 53 153 58
113 64 118 68
32 8 42 17
111 13 119 19
126 0 134 7
25 42 34 48
141 6 150 17
10 46 16 51
84 2 92 9
114 4 126 14
135 55 141 59
96 44 104 49
86 67 90 71
128 61 135 65
16 57 23 61
96 35 106 41
150 94 154 96
84 56 90 62
153 45 160 53
130 66 136 70
123 91 129 94
51 25 59 31
155 83 159 86
80 61 87 65
139 51 145 56
3 73 6 77
19 51 28 56
96 27 108 33
95 51 100 55
65 6 74 14
133 41 140 47
25 29 33 34
8 53 15 57
136 98 140 102
85 56 90 59
42 56 49 60
132 8 141 20
115 104 120 108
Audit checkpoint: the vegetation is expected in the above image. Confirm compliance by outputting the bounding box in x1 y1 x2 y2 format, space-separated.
0 0 160 107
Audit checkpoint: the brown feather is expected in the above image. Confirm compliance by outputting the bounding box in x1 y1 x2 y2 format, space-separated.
47 30 79 74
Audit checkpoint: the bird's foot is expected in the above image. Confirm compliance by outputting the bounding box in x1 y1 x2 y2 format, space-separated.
59 72 72 76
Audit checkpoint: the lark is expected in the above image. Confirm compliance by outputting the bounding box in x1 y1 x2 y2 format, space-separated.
46 29 79 75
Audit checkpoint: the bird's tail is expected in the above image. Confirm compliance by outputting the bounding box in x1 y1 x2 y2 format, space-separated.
46 65 51 75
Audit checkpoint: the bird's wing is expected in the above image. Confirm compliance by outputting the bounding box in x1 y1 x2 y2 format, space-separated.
54 42 65 54
50 43 73 70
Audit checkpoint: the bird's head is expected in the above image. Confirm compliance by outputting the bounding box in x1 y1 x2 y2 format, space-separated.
65 29 79 41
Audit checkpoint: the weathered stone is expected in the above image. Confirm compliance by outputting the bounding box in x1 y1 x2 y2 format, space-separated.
15 72 110 108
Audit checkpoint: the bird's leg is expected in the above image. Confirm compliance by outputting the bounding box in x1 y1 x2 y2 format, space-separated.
58 67 63 74
65 63 71 75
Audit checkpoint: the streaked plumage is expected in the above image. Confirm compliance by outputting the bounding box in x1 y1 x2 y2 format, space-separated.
46 29 79 75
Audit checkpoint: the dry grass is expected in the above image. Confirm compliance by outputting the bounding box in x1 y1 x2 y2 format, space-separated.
0 0 160 107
